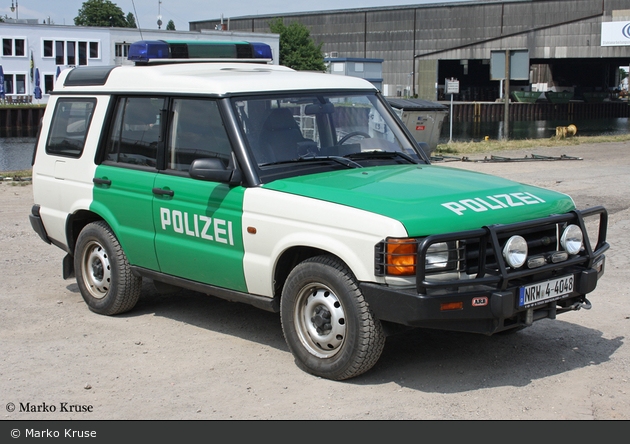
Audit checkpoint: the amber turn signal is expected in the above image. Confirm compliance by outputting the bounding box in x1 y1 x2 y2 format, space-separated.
386 238 417 276
440 302 463 311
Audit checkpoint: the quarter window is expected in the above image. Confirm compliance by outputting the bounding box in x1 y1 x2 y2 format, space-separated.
46 99 96 158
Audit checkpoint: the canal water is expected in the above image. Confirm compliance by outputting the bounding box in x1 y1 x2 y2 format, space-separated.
438 117 630 144
1 117 629 172
0 137 36 172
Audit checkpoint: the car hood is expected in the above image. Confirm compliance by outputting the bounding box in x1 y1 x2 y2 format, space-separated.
262 164 575 236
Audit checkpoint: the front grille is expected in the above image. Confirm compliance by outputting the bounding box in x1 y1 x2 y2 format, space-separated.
375 207 608 295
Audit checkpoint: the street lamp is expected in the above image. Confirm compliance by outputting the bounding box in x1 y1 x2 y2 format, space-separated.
10 0 18 19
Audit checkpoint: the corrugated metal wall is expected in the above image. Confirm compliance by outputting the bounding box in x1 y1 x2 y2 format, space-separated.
190 0 630 95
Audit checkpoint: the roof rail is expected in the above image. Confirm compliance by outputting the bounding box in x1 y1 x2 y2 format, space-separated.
128 40 273 65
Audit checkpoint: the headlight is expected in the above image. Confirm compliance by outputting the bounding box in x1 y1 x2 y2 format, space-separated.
561 224 583 255
503 235 528 268
426 242 449 270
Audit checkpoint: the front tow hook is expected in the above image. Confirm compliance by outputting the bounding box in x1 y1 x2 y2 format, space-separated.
570 298 592 311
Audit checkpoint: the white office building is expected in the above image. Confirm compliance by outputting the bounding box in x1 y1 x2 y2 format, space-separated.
0 22 279 104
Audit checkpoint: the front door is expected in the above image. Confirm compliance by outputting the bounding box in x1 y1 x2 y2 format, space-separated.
152 98 247 292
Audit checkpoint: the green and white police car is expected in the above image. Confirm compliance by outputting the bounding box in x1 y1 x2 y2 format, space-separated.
30 40 609 380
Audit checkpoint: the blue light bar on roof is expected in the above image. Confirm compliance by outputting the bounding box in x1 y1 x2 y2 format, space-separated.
127 40 273 63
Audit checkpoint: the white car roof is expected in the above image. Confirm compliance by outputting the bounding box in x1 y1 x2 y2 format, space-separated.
55 63 378 96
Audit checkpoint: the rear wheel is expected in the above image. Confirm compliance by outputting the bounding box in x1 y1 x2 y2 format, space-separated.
281 255 385 380
74 221 141 315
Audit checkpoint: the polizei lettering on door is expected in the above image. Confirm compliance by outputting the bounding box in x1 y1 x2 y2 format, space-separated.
160 207 235 245
442 192 547 216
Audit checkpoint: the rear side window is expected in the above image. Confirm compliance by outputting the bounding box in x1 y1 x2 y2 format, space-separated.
46 98 96 158
104 97 164 168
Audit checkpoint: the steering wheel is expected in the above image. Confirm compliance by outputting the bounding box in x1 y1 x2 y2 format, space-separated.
337 131 371 145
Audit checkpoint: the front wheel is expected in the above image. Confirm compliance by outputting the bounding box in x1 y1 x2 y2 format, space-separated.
74 221 141 315
281 255 385 380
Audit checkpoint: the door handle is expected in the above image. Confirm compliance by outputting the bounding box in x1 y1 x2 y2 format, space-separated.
152 187 175 197
93 178 111 186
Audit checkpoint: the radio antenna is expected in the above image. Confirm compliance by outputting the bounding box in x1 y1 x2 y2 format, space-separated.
131 0 144 40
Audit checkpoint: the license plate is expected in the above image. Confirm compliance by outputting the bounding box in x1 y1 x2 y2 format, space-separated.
518 275 575 307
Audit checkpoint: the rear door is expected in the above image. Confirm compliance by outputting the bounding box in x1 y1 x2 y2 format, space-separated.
92 96 165 270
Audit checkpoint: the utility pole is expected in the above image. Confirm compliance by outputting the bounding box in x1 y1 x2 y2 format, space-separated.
503 49 510 141
157 0 163 29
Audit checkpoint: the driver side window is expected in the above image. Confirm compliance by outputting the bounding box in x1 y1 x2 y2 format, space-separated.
167 99 233 172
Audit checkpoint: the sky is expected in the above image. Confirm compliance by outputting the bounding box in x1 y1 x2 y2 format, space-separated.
1 0 465 32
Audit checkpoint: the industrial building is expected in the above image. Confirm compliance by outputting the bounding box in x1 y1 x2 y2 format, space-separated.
191 0 630 104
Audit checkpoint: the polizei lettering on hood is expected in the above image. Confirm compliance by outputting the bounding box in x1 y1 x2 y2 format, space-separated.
442 192 547 216
160 207 235 245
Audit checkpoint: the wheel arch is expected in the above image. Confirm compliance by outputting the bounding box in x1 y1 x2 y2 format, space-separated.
273 246 350 300
66 210 105 256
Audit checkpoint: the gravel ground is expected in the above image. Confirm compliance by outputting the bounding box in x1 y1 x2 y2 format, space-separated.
1 141 629 420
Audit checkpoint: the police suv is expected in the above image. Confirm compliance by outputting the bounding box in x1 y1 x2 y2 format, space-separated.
30 40 609 380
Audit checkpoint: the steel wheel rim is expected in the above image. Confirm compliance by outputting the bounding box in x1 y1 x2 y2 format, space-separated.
81 240 111 299
294 282 346 359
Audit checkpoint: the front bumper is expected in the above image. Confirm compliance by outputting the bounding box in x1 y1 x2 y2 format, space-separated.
364 207 609 335
361 259 604 335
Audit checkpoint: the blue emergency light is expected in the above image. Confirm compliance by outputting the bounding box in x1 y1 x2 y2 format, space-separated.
128 40 273 63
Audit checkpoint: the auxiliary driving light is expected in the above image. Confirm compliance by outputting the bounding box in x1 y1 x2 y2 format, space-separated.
560 224 583 255
503 235 528 269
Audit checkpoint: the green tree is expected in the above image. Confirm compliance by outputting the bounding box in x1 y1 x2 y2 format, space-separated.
126 12 137 28
166 20 176 31
269 18 326 71
74 0 129 27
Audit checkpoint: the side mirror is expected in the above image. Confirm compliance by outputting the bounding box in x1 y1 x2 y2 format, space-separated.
189 158 242 185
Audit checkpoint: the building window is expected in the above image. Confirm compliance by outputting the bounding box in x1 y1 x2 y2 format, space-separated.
15 74 26 94
2 39 26 57
15 39 24 56
3 74 13 94
89 42 99 59
67 41 76 65
44 74 55 94
78 42 87 65
2 74 26 95
3 39 12 56
43 40 53 57
55 41 64 65
115 43 130 58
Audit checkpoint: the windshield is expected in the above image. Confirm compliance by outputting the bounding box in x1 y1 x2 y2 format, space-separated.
232 92 424 181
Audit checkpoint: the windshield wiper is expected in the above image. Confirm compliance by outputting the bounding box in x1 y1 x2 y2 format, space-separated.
344 151 419 164
260 156 362 169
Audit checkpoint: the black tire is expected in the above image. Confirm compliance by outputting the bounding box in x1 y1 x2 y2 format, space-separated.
74 221 141 315
280 255 385 380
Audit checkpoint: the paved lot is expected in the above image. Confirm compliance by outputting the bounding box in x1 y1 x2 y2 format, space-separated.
1 141 628 420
